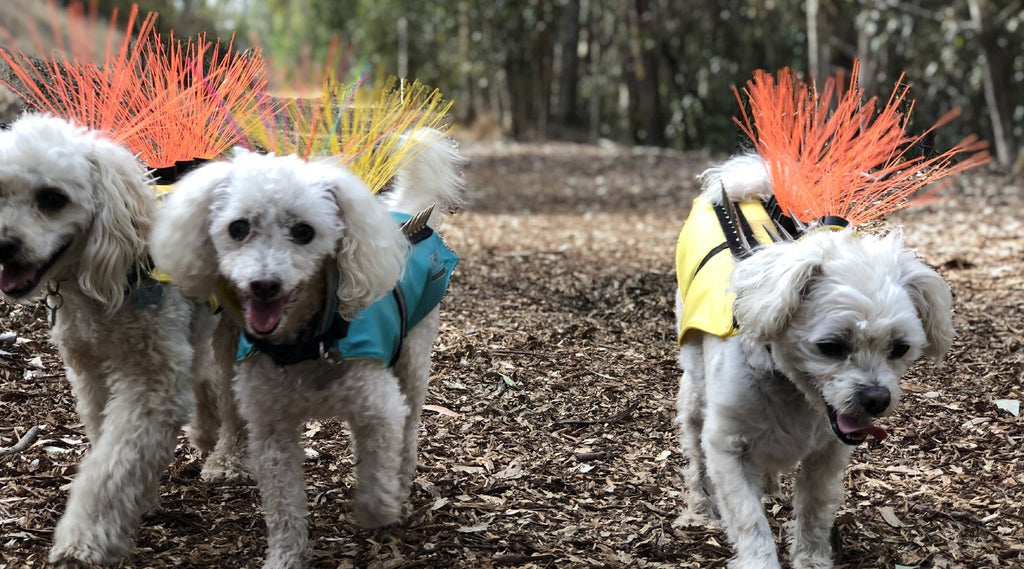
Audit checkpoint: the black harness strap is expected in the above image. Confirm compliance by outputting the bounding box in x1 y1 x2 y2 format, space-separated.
245 316 351 368
390 286 408 368
711 200 758 259
150 158 210 185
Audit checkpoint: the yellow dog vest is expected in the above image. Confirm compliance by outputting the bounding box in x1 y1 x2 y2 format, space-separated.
675 196 777 343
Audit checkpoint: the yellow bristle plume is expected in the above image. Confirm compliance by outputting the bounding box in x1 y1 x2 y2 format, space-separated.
734 60 990 226
245 75 453 193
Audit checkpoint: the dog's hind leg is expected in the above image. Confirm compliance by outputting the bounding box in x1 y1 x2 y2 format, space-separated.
187 309 220 454
49 362 193 565
789 443 850 569
200 316 251 483
391 310 439 502
64 367 108 446
345 367 409 529
675 342 718 525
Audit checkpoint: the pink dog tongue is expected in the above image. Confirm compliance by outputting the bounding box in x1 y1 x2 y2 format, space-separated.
837 414 888 441
0 263 38 294
245 298 285 334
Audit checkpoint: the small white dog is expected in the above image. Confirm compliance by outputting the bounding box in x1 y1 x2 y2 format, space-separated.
0 114 221 564
150 134 464 569
673 154 953 568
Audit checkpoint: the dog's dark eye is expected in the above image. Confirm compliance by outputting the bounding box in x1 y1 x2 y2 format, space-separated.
290 222 315 245
889 341 910 359
35 187 68 214
815 340 850 359
228 219 251 241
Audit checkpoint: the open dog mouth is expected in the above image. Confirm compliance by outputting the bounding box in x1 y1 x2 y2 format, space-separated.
0 239 71 297
827 404 889 446
243 296 287 335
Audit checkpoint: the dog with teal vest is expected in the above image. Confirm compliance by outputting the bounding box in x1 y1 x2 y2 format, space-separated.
150 131 464 569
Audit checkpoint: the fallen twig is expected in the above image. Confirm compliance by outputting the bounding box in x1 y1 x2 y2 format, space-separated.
556 401 638 426
0 426 40 456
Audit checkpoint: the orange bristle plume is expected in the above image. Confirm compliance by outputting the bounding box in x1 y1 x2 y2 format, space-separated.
127 33 278 168
0 5 162 145
0 2 278 171
734 61 990 226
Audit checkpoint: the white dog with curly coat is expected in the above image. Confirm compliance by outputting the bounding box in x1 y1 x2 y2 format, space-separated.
0 114 221 564
150 135 464 569
673 154 953 568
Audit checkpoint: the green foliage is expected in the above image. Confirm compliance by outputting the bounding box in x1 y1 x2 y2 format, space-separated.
100 0 1024 160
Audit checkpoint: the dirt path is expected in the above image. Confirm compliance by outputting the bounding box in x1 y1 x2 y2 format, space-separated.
1 140 1021 568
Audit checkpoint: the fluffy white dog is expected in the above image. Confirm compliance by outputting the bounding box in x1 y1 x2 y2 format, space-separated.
150 134 464 569
673 154 954 568
0 114 221 564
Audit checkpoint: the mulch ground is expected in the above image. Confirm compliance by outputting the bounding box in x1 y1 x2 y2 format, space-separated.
1 140 1022 568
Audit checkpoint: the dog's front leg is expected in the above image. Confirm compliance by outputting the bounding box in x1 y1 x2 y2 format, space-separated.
704 435 782 569
346 369 409 529
49 368 190 565
789 442 851 569
247 413 308 569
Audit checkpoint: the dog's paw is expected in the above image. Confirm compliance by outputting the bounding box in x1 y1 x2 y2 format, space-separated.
352 491 402 529
200 451 253 484
49 537 130 566
185 423 218 454
140 491 163 517
672 509 719 529
790 539 834 569
261 550 305 569
790 554 833 569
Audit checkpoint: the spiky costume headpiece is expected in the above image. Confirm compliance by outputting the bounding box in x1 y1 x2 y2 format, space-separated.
734 60 989 229
676 61 989 344
0 3 276 182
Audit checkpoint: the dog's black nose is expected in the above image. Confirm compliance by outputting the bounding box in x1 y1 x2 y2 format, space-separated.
858 386 891 416
249 278 281 300
0 234 22 262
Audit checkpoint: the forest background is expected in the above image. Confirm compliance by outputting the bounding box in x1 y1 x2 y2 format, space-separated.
61 0 1024 171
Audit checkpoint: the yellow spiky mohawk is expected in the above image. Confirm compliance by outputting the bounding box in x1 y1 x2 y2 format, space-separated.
734 61 990 226
244 74 453 193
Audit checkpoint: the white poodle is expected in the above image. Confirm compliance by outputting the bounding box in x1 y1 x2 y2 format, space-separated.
673 154 953 568
0 114 222 564
150 133 465 569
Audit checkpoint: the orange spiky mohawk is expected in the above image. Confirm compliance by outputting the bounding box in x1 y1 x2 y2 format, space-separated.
734 61 990 226
0 4 162 145
0 2 277 172
132 32 278 170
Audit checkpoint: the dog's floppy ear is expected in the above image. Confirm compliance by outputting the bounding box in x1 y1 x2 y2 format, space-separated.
81 138 154 310
732 238 823 342
324 168 408 316
150 160 234 300
889 233 954 361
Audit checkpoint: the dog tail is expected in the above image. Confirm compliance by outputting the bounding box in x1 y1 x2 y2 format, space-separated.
382 129 466 229
697 153 773 204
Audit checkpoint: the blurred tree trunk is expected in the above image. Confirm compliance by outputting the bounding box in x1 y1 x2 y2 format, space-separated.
556 0 581 128
806 0 823 82
968 0 1016 167
626 0 664 145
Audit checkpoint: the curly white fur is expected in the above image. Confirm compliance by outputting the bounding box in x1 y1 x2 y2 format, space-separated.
0 114 221 565
674 154 954 569
150 133 464 569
